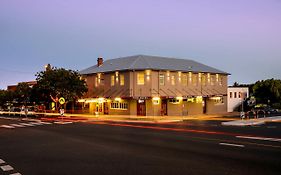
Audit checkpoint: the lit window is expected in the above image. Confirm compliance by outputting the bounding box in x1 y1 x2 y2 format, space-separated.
219 76 223 86
188 72 192 84
201 74 206 86
211 75 215 86
192 74 197 86
120 74 124 86
171 75 175 85
182 74 187 86
111 75 115 86
207 73 211 84
110 102 128 110
159 74 165 86
137 72 145 85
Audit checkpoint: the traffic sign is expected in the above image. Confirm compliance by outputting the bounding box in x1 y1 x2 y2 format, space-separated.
59 97 65 105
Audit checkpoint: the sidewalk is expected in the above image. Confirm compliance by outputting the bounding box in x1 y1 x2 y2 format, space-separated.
221 116 281 126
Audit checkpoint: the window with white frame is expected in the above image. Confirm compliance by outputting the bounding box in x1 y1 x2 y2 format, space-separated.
111 75 115 86
137 72 145 85
159 74 165 85
110 102 128 110
120 74 124 86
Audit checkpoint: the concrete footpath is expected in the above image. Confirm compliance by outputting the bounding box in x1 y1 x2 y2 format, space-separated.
221 116 281 126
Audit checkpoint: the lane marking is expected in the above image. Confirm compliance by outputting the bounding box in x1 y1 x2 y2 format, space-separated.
10 124 25 128
236 136 281 142
267 126 277 129
1 165 14 171
219 142 245 147
38 121 52 125
54 121 73 124
19 123 35 127
29 122 43 125
10 173 22 175
1 125 15 129
0 159 5 164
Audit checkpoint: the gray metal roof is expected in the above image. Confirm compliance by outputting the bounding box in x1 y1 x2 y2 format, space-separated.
80 55 229 75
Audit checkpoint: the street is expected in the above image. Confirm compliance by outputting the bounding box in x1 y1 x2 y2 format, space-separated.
0 115 280 175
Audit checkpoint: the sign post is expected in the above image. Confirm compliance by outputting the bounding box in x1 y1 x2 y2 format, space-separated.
59 97 65 121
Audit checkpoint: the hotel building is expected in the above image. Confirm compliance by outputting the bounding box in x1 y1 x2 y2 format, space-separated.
79 55 229 116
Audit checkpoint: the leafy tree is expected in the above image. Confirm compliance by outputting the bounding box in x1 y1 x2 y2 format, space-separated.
0 90 15 108
252 79 281 105
35 66 88 110
15 82 32 104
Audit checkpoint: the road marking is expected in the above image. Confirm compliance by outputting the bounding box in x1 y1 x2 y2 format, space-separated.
236 136 281 142
29 122 43 125
267 126 277 129
10 173 21 175
1 125 15 129
19 123 35 127
10 124 26 128
54 121 73 124
219 142 245 147
1 165 14 171
0 159 5 164
38 121 52 125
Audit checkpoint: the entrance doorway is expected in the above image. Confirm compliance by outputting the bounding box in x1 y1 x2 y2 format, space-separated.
104 102 109 115
95 103 103 114
161 99 168 116
137 99 146 116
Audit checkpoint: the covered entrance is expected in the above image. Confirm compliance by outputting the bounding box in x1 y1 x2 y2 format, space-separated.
137 99 146 116
161 99 168 116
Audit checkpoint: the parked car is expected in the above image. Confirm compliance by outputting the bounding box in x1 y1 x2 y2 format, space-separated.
252 105 278 114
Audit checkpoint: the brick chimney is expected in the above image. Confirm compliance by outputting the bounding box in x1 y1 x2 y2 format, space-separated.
97 57 103 67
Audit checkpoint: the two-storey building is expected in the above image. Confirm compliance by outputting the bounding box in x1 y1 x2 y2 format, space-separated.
79 55 229 116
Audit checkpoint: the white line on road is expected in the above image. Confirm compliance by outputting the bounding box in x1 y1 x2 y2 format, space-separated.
54 121 73 124
219 142 245 147
1 165 14 171
19 123 35 127
29 122 43 125
236 136 281 142
10 124 26 128
1 125 15 129
38 121 52 125
0 159 5 164
10 173 22 175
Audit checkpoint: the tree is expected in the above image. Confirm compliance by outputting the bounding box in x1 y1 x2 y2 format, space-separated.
35 66 88 110
252 79 281 105
15 82 32 105
0 90 15 109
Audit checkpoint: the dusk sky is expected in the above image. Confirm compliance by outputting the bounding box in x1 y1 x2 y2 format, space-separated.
0 0 280 89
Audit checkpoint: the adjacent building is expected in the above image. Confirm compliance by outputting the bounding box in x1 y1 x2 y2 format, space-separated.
79 55 229 116
227 86 249 112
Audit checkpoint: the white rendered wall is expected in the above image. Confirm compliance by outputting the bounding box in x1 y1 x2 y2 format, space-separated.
227 87 249 112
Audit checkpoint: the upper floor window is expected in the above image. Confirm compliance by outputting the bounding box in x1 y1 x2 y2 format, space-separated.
182 74 187 86
234 92 237 98
201 74 206 86
111 75 115 86
192 74 197 86
230 92 233 98
120 74 124 86
211 75 215 86
171 75 175 85
219 76 223 86
159 74 165 86
137 72 145 85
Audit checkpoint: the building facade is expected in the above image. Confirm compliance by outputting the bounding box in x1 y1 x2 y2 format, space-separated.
227 87 249 112
79 55 229 116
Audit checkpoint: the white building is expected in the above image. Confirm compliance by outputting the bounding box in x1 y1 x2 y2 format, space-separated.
227 87 249 112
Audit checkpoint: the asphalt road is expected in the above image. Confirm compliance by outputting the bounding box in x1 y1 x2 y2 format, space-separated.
0 116 280 175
